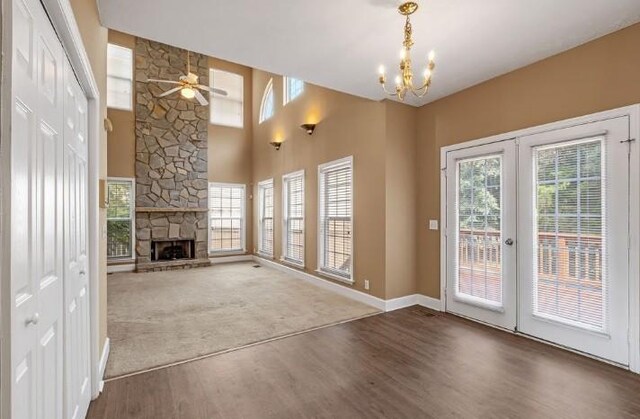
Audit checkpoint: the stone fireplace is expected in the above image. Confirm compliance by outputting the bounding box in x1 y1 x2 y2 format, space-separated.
134 38 211 272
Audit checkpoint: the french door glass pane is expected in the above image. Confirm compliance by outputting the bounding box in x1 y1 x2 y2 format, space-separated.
534 138 605 330
456 155 502 304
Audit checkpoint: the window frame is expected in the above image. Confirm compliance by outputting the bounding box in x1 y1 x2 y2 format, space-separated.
283 76 304 106
317 156 354 283
106 43 133 111
281 170 305 268
259 78 275 124
257 178 275 257
208 182 247 255
106 177 136 261
209 68 244 128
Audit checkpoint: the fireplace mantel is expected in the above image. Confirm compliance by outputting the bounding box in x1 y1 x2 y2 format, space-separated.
135 207 209 213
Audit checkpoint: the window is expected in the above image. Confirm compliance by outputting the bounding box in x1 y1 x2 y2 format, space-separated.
107 43 133 110
283 77 304 105
107 178 135 259
259 78 274 123
210 69 243 128
209 183 246 253
258 179 274 257
318 157 353 282
282 170 305 266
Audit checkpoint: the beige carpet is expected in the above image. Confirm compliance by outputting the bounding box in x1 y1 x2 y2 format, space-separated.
106 262 380 378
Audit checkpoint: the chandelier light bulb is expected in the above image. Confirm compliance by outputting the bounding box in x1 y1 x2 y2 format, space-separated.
429 50 436 62
424 68 432 79
395 75 402 86
378 65 386 76
400 48 407 60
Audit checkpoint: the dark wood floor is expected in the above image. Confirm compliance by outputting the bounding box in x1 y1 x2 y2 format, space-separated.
88 307 640 419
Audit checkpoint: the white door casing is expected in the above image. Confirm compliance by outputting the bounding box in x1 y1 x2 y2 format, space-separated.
445 140 517 331
11 0 65 417
63 58 91 419
517 117 630 365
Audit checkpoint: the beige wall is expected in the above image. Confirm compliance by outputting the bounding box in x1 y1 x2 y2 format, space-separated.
251 70 390 298
384 102 418 299
416 22 640 298
69 0 109 348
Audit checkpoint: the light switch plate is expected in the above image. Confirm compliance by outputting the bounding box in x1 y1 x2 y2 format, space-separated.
429 220 439 230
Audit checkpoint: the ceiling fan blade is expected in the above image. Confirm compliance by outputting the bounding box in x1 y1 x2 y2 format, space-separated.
158 86 182 98
196 84 228 96
194 89 209 106
147 79 181 85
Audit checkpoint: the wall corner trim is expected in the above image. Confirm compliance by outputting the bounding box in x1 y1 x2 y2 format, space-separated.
97 337 111 395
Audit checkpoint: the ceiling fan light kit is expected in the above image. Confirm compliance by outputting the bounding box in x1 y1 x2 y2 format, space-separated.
377 1 436 101
146 50 228 106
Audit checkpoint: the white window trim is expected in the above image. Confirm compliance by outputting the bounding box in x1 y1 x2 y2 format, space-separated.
317 156 354 283
281 170 305 268
208 182 246 256
258 178 275 257
259 78 274 124
106 177 136 262
283 76 304 106
106 43 133 111
209 68 244 129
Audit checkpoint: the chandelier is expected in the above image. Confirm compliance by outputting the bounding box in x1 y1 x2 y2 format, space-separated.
378 2 435 101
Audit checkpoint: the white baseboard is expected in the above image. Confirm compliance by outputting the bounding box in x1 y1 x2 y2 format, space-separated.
210 255 254 264
415 294 443 311
253 256 445 313
107 263 135 274
98 337 110 392
253 256 387 311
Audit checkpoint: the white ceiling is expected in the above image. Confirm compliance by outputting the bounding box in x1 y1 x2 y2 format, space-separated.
97 0 640 107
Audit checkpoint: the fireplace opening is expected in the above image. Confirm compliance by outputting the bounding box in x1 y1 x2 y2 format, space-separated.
151 239 196 262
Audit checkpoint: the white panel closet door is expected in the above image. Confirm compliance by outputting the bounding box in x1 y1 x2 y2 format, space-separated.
517 117 630 365
11 0 65 417
63 59 91 419
445 140 517 330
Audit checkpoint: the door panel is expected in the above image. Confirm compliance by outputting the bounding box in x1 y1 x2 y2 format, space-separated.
63 58 91 419
518 117 630 365
446 140 517 330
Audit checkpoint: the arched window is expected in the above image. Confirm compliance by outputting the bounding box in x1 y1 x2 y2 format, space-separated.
283 77 304 105
259 78 275 123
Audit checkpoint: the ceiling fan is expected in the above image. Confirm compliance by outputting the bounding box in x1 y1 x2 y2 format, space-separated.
146 51 227 106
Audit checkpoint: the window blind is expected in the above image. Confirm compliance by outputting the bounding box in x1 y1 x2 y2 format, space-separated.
533 137 606 330
456 155 503 305
259 180 274 256
210 69 243 128
283 172 304 265
107 179 134 259
106 44 133 110
209 183 245 252
319 159 352 279
259 79 274 123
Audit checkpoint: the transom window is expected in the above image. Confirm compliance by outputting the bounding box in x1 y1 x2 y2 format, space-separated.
106 43 133 110
209 183 246 253
282 170 305 266
107 178 135 259
283 77 304 105
259 78 275 123
318 157 353 282
258 179 274 257
210 69 243 128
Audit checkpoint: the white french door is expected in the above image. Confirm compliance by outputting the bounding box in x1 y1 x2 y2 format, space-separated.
444 116 631 366
518 117 629 365
446 141 517 330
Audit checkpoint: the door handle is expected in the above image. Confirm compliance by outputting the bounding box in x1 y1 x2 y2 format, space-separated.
25 313 40 326
504 238 514 246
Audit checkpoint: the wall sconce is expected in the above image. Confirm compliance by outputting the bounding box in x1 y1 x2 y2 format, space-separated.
269 140 283 151
300 123 317 136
